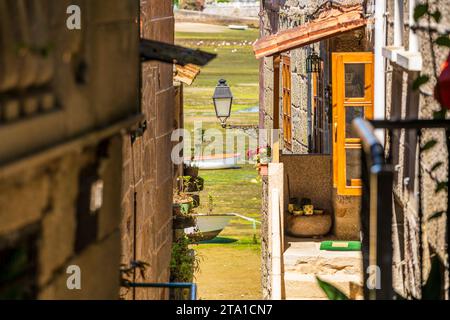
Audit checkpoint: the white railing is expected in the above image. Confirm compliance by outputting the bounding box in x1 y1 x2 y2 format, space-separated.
268 163 284 300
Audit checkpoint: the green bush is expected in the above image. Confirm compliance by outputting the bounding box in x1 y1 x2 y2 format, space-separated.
170 235 199 282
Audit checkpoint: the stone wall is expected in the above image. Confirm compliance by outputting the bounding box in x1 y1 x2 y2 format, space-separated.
203 1 259 18
260 0 450 299
276 1 368 155
120 0 175 300
260 177 271 299
259 0 368 296
175 9 259 27
0 139 125 299
280 154 333 215
259 1 277 300
1 0 178 300
0 0 140 299
384 0 450 299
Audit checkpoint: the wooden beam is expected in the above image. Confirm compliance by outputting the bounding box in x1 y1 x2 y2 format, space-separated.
140 39 216 66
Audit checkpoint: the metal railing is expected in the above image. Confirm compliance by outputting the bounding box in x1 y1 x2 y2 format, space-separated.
353 117 450 300
353 118 393 300
123 282 197 301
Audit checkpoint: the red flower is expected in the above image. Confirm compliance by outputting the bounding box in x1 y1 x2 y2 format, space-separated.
435 54 450 109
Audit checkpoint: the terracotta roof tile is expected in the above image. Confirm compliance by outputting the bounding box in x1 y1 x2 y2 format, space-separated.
253 6 367 59
174 64 201 85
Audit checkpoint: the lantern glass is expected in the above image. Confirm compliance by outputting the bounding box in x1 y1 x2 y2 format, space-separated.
214 98 232 118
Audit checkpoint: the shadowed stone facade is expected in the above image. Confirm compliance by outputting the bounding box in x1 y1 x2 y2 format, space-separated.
259 0 368 298
120 0 175 300
0 0 177 300
260 0 450 300
0 0 140 299
384 0 450 299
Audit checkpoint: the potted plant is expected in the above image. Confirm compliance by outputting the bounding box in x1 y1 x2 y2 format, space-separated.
169 234 200 300
184 164 199 178
182 175 204 192
252 146 271 176
173 191 196 229
184 148 199 178
191 194 200 208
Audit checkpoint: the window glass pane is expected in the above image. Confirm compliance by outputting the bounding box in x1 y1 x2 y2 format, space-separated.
346 148 361 187
345 106 365 138
345 64 365 98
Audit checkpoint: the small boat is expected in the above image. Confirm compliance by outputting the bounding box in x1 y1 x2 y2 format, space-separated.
184 153 240 170
185 214 234 241
228 25 249 31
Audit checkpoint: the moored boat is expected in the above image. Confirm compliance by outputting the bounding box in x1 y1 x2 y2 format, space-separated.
185 214 234 241
184 153 241 170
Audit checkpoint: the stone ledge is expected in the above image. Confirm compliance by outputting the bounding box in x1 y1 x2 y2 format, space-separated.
283 241 363 299
284 272 363 300
285 248 362 274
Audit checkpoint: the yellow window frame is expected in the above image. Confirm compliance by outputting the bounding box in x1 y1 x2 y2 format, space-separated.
282 55 292 150
332 52 374 196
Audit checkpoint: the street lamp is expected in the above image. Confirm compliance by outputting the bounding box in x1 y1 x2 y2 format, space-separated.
212 79 233 128
212 79 258 132
306 50 322 74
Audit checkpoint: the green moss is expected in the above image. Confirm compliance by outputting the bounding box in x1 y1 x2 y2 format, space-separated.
176 29 259 43
178 26 261 251
177 28 259 121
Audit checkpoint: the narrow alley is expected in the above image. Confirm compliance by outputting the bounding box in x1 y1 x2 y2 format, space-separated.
1 0 450 305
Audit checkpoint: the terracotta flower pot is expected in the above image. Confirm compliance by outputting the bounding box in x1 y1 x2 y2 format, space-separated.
287 213 332 238
258 164 268 176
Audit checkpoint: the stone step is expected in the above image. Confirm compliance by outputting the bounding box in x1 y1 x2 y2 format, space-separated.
283 241 362 276
284 272 363 300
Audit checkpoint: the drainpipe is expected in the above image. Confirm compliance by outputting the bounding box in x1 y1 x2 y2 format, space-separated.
373 0 387 144
393 0 404 48
396 0 422 71
408 0 419 54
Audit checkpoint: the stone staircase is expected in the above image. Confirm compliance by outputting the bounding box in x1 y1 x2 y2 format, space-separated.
283 241 364 300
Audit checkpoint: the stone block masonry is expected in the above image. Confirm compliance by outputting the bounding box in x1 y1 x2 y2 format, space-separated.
120 0 176 300
283 241 363 300
0 0 141 299
0 0 176 300
0 137 124 299
384 0 450 298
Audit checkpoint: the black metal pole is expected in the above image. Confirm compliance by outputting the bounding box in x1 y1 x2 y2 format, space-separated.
446 129 450 300
124 282 198 300
417 129 423 297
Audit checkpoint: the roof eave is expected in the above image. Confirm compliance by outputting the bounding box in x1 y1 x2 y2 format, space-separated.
253 14 368 59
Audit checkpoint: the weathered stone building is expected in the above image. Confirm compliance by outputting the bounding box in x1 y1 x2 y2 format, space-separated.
383 0 450 299
120 0 176 300
257 0 370 299
256 0 449 300
0 0 177 300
